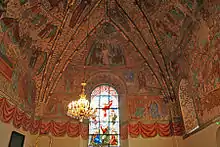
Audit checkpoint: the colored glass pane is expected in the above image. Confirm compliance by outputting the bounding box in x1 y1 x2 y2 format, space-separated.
89 85 120 147
100 95 110 108
109 95 118 108
90 95 100 108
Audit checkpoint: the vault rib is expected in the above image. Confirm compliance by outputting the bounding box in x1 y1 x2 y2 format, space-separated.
109 18 169 99
45 20 105 103
38 0 104 103
114 0 172 99
38 7 72 103
135 2 177 100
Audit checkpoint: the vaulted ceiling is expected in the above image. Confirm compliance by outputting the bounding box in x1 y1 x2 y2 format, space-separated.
0 0 219 118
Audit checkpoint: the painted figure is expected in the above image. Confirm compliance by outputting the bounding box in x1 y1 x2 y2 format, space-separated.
31 14 47 27
0 0 8 18
101 46 109 65
19 34 33 52
109 45 124 65
47 0 68 11
89 43 104 65
18 72 36 110
138 70 147 91
149 101 160 119
135 0 161 13
29 46 41 68
124 71 134 83
0 17 20 43
38 22 57 42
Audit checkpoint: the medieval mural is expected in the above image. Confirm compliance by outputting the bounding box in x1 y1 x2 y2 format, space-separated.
128 95 169 121
0 0 219 139
0 0 60 114
87 41 125 66
179 79 199 133
137 66 161 95
86 22 126 66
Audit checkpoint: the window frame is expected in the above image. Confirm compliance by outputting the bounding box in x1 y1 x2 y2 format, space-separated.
88 84 120 147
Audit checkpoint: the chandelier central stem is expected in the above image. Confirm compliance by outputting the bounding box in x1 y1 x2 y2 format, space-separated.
80 82 87 99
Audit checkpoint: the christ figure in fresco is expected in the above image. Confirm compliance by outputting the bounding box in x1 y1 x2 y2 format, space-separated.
101 45 110 65
108 45 124 65
90 43 104 65
138 70 147 92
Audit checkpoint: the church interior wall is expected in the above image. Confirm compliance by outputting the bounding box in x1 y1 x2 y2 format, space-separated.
0 121 33 147
0 0 219 147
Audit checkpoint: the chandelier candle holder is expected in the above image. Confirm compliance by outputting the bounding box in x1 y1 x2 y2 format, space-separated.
67 83 96 122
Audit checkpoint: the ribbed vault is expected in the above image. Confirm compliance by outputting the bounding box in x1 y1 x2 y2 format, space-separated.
37 0 182 107
0 0 219 121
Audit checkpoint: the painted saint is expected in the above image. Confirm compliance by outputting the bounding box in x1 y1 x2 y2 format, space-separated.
87 42 125 66
149 101 160 119
138 70 147 91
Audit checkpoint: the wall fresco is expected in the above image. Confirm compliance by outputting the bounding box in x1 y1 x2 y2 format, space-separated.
0 0 59 113
128 95 169 121
137 66 161 95
87 41 125 66
86 22 126 66
179 79 199 133
0 0 219 137
179 1 220 124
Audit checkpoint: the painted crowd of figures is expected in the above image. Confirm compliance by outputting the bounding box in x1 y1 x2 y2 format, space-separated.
88 42 125 66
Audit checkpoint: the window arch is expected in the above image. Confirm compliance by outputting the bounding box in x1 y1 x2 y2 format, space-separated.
88 85 120 147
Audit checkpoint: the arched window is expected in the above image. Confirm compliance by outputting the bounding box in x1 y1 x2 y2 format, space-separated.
88 85 120 147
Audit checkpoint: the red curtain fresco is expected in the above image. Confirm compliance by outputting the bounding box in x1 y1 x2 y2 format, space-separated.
0 97 183 139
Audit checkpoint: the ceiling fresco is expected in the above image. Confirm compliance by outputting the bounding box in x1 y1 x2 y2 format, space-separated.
0 0 219 126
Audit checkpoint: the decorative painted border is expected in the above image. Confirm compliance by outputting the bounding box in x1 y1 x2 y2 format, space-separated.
0 97 184 140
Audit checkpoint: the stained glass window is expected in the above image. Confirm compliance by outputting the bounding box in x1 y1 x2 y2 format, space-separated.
88 85 120 147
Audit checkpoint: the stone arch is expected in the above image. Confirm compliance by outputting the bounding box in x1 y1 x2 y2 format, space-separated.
86 72 127 96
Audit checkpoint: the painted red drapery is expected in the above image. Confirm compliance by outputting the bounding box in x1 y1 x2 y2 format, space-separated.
0 97 183 139
127 122 183 138
0 97 83 138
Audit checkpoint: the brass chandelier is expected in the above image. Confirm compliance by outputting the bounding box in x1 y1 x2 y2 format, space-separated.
67 82 96 122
